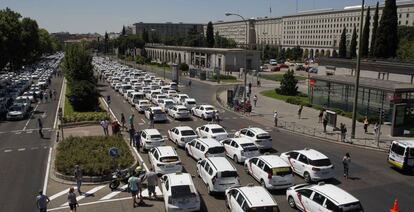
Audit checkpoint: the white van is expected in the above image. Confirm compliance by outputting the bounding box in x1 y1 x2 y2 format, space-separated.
183 98 197 110
197 157 240 194
185 138 225 161
129 91 145 105
388 140 414 172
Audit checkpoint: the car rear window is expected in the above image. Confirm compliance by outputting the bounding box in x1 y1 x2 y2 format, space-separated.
153 109 163 114
240 144 259 152
150 134 163 139
208 146 225 154
160 156 179 163
257 133 271 139
171 185 194 197
248 206 279 212
181 130 196 136
340 201 364 212
178 108 188 112
391 143 405 156
211 128 225 133
187 101 196 104
309 159 332 166
219 171 238 178
272 167 292 176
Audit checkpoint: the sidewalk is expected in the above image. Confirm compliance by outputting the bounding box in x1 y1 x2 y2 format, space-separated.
218 76 396 150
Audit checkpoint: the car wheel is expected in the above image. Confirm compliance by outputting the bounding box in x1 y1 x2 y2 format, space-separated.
225 198 230 208
304 172 312 183
233 155 239 164
288 196 296 209
260 179 266 188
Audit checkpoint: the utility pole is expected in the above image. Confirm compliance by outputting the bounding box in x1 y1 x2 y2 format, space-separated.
351 0 365 139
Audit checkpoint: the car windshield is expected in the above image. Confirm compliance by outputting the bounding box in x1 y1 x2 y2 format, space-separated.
10 105 22 111
152 109 163 114
160 156 179 163
178 108 188 112
150 134 163 139
240 144 259 151
309 158 332 166
171 185 194 197
219 171 238 178
248 206 279 212
257 133 271 139
211 128 225 133
391 143 405 156
181 130 196 136
208 146 225 154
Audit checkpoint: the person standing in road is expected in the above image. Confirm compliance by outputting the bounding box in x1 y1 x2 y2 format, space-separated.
363 117 369 133
37 118 44 138
128 172 142 208
144 168 158 199
318 110 324 123
253 95 258 107
74 165 82 194
215 111 220 124
134 130 141 151
298 105 303 119
128 114 135 129
212 110 216 122
49 90 53 101
120 113 126 131
342 153 351 179
36 190 50 212
273 110 278 127
67 187 79 212
322 112 328 133
188 79 192 88
149 112 154 128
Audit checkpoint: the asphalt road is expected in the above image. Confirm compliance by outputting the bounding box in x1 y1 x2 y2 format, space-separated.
94 72 414 212
0 75 63 212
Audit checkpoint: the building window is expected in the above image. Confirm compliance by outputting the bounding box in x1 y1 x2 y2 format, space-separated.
407 13 410 18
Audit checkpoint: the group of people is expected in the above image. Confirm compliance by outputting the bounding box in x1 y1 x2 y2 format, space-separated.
34 88 57 103
127 167 158 208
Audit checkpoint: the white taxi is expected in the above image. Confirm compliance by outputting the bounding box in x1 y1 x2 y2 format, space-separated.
196 124 228 141
168 126 198 147
191 104 216 120
140 129 165 151
234 127 273 150
280 148 334 183
148 146 182 174
220 138 260 163
161 173 201 212
225 185 280 212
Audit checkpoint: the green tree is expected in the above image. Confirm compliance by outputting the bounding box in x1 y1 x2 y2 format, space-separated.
303 49 309 58
339 27 347 58
279 48 286 60
0 8 22 70
361 6 371 57
20 17 40 64
104 31 109 53
370 2 379 57
183 26 204 47
291 45 303 61
279 70 298 96
206 21 215 48
285 48 292 60
269 46 278 60
68 80 99 112
350 26 357 58
374 0 398 58
121 25 126 36
178 63 189 72
397 39 414 60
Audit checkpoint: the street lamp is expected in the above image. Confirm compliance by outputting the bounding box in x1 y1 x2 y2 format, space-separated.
225 12 249 101
351 0 365 139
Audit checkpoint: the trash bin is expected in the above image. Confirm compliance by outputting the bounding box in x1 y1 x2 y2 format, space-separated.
326 110 337 128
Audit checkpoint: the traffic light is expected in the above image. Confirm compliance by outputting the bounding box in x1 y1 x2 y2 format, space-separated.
378 108 386 121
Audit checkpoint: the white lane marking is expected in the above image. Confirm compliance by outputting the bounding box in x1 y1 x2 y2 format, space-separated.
31 147 39 150
49 187 77 201
99 185 128 200
15 132 22 135
49 196 132 211
4 149 12 153
138 123 144 126
101 97 118 122
43 148 52 195
26 130 33 134
60 185 106 206
23 103 40 131
141 118 146 124
54 78 66 129
132 144 149 171
17 148 26 151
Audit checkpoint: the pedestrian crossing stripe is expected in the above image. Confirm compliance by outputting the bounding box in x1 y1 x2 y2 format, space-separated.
100 185 128 200
60 185 105 206
50 187 77 201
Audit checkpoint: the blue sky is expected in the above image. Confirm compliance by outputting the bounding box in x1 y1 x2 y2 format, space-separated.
1 0 381 34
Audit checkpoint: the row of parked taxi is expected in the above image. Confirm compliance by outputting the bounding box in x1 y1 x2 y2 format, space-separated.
94 57 364 212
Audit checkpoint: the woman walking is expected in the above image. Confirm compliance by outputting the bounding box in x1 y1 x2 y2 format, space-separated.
68 187 79 212
363 117 369 133
342 153 351 179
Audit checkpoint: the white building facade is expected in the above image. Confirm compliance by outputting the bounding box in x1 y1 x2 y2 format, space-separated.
209 1 414 57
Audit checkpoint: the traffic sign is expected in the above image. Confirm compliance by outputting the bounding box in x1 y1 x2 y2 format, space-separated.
108 147 119 158
310 79 315 87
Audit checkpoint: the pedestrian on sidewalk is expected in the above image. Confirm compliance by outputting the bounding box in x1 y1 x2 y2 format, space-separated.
37 118 44 138
340 123 347 142
298 105 303 119
322 112 328 133
129 127 135 146
134 130 141 151
128 172 143 208
342 153 351 179
318 110 323 123
129 114 135 129
101 119 110 136
374 122 379 137
363 117 369 133
36 190 50 212
74 165 83 194
121 113 126 131
253 95 258 107
68 187 79 212
144 168 158 199
273 110 278 127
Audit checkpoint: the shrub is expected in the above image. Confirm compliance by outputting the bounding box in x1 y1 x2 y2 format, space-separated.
178 63 189 72
55 136 135 176
279 70 298 96
63 94 109 123
213 75 237 80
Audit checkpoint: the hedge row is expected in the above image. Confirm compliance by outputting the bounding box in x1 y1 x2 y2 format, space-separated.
63 95 109 123
55 136 135 176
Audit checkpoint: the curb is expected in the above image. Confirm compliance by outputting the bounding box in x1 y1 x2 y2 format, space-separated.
214 90 388 153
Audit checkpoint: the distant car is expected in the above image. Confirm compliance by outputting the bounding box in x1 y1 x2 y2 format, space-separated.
269 59 278 65
172 94 189 105
6 104 28 120
145 107 168 122
234 127 273 150
220 138 260 163
271 66 281 72
168 126 198 147
182 98 197 110
191 104 216 120
168 105 190 120
295 65 305 71
277 64 289 69
158 99 175 112
308 67 318 73
134 100 151 113
196 124 228 141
